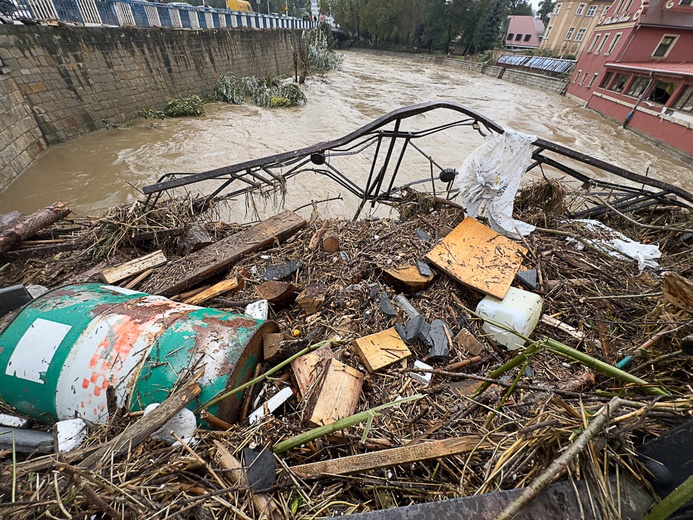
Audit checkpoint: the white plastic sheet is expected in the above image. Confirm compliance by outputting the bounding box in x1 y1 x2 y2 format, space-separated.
457 129 537 239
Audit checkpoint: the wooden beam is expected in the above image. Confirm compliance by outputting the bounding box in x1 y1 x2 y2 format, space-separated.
100 250 168 284
0 201 70 253
184 277 244 306
143 211 307 296
291 436 491 479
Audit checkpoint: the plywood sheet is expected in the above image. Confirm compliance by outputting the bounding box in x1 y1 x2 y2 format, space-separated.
425 217 526 299
353 328 411 373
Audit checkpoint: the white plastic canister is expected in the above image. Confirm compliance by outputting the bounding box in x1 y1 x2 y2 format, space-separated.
475 286 543 350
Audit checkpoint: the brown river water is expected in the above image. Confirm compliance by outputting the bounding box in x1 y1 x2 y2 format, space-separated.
1 50 691 220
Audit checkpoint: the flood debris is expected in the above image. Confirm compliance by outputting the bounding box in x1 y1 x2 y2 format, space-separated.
0 109 692 518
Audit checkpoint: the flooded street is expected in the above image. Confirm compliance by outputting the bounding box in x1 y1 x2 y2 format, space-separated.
1 50 690 219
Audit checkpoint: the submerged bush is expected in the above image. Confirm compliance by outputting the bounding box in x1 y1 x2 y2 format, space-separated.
307 25 343 72
213 75 306 109
137 95 205 120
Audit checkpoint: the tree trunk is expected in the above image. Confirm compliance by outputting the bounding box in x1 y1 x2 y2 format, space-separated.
0 202 70 253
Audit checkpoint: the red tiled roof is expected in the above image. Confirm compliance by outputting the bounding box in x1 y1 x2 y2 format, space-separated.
605 62 693 78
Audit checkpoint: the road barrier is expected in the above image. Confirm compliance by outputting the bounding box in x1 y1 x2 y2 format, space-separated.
9 0 312 30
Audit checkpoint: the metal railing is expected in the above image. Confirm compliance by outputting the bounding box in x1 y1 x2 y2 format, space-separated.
9 0 312 30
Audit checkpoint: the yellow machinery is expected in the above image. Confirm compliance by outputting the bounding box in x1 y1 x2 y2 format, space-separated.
226 0 252 11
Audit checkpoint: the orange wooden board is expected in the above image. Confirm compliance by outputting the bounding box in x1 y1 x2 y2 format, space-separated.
353 328 412 373
425 216 526 299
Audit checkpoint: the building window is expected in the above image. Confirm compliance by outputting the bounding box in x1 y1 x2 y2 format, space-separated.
575 28 586 42
579 71 589 85
523 34 531 41
507 33 514 40
576 3 586 14
565 27 575 40
599 71 614 88
544 26 553 39
586 5 598 16
680 0 693 5
673 85 693 112
608 73 629 93
573 69 582 83
587 73 599 89
653 35 678 58
648 81 678 104
554 3 562 14
515 33 523 41
606 33 622 54
588 34 601 52
626 77 650 97
596 34 610 53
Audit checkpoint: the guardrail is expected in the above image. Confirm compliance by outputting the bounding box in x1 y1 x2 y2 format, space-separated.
8 0 312 30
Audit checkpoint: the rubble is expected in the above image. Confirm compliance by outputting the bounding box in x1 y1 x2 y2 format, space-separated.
0 177 691 519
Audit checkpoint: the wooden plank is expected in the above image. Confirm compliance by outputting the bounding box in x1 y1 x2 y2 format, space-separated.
353 328 411 373
100 250 168 284
291 346 334 395
382 265 434 294
291 436 490 479
303 358 364 427
425 216 526 299
143 211 307 296
184 277 244 306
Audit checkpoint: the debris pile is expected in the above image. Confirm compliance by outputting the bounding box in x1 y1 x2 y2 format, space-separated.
0 179 691 519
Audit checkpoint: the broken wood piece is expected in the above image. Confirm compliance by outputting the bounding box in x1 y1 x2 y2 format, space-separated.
143 211 307 296
453 328 486 356
382 265 435 294
322 231 340 253
291 346 335 395
308 221 329 251
263 333 285 361
100 250 167 285
541 314 585 340
296 284 328 314
123 268 154 290
255 281 298 305
445 355 483 371
291 436 491 479
663 271 693 313
200 409 233 431
214 441 278 519
0 201 70 253
185 277 244 306
248 387 294 424
177 223 214 256
425 216 526 299
353 328 412 372
79 369 203 470
303 358 364 426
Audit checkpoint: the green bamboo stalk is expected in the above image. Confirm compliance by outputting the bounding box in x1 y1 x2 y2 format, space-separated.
198 338 338 412
642 473 693 520
273 395 423 454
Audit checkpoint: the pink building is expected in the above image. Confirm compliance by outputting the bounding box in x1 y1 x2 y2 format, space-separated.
567 0 693 157
504 16 546 50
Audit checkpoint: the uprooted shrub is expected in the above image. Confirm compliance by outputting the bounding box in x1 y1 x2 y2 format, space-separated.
213 75 306 108
138 95 206 119
306 24 343 72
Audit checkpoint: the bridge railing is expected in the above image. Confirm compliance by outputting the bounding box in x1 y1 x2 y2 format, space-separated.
9 0 312 30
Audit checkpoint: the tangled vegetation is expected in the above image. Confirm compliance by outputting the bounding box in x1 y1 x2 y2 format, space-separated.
137 95 206 119
306 24 343 72
213 75 307 108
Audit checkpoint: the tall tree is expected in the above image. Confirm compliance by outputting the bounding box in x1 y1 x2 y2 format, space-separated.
508 0 533 15
421 0 450 51
473 0 505 52
536 0 554 25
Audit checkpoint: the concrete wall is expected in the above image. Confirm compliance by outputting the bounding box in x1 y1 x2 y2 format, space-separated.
0 24 302 191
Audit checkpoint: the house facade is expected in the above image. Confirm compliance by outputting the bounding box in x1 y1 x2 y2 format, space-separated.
566 0 693 156
504 16 546 50
540 0 613 57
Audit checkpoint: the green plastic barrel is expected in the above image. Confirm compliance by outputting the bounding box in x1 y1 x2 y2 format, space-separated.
0 283 276 424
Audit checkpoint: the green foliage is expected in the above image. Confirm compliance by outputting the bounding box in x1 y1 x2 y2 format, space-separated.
473 0 504 52
307 26 343 71
213 75 307 108
537 0 555 25
163 95 206 117
137 107 166 119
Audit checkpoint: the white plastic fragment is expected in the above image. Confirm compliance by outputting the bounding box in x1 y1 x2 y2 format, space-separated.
0 412 32 429
457 129 537 239
567 219 661 272
144 403 197 446
245 299 269 320
410 360 433 385
248 386 294 424
55 418 87 452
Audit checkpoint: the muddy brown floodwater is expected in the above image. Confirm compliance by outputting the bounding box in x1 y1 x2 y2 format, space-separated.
1 50 690 220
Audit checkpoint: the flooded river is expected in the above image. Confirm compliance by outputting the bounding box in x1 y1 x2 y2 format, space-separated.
1 50 690 219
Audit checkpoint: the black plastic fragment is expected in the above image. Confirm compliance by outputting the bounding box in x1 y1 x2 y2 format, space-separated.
260 260 303 282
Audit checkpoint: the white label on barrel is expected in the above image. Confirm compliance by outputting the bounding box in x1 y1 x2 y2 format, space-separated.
5 318 72 384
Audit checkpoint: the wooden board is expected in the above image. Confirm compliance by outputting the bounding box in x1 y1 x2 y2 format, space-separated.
296 284 328 315
143 211 306 296
353 328 411 373
291 346 334 395
382 265 434 294
291 436 490 479
425 217 526 299
100 250 168 284
303 357 364 427
184 277 244 305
